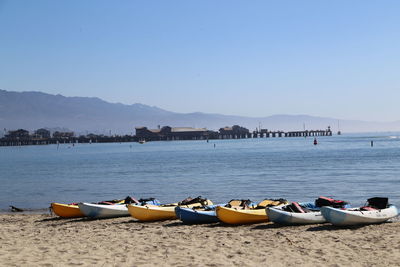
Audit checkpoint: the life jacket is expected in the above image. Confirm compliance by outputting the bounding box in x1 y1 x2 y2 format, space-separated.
315 196 348 208
225 199 252 209
256 198 288 209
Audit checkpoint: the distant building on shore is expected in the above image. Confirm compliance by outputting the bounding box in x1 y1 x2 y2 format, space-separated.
219 125 250 139
135 125 251 141
0 128 133 146
5 129 30 140
34 128 51 139
135 126 216 141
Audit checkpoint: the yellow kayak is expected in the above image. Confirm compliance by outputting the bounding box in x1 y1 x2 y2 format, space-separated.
128 204 178 221
51 203 84 218
128 198 213 222
216 199 288 225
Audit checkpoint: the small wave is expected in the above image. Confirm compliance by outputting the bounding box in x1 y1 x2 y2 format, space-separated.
0 207 49 214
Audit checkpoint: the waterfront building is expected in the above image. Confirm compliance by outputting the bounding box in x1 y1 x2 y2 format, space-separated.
5 129 30 140
135 126 215 141
219 125 250 139
34 128 51 139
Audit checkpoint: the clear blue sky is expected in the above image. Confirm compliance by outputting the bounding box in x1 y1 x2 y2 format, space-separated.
1 0 399 121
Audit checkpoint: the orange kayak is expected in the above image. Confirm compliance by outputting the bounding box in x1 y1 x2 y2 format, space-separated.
51 203 84 218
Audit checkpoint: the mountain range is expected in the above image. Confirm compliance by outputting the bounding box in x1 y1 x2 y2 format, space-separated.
1 89 399 135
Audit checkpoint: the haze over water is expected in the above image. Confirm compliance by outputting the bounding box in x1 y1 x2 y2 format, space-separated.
1 133 400 211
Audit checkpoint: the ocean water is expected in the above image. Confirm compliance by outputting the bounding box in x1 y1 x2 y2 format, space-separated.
1 133 400 211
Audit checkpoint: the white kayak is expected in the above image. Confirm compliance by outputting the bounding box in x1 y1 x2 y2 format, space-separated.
78 203 129 219
321 205 399 226
267 202 326 225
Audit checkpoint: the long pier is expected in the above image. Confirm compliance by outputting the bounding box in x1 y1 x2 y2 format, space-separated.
0 128 332 146
221 129 332 139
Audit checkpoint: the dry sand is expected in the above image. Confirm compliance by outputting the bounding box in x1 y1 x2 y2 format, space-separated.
1 213 399 267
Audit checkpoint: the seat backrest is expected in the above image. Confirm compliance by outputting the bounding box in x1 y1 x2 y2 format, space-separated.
179 196 209 206
367 197 388 209
227 200 242 207
124 196 139 204
282 202 306 213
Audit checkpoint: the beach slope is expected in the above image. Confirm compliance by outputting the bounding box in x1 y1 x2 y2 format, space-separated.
1 214 399 266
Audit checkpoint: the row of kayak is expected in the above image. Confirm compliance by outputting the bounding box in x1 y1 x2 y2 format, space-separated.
51 196 399 226
51 196 210 219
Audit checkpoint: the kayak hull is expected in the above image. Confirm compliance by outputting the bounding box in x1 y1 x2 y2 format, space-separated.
78 203 130 219
216 206 268 225
51 203 84 218
321 205 399 226
176 207 219 224
267 207 325 225
128 204 178 221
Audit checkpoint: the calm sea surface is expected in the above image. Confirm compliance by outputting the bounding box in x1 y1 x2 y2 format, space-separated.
1 133 400 211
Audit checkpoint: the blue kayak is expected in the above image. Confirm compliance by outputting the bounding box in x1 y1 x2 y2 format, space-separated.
175 204 223 224
176 199 259 224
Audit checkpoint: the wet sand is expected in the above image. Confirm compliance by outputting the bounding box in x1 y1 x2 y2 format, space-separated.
1 214 399 266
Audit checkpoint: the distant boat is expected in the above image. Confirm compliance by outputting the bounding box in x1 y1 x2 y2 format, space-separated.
138 139 146 144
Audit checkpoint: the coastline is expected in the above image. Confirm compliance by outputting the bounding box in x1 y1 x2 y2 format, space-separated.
1 213 399 266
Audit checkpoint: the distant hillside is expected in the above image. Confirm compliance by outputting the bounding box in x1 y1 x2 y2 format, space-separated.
1 89 399 134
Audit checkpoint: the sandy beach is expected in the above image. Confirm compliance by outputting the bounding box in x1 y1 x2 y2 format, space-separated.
0 214 399 267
